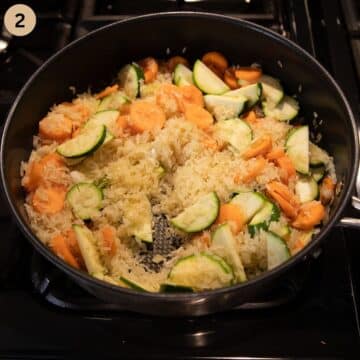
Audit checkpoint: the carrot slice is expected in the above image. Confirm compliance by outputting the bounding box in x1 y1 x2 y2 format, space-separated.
39 113 73 142
242 135 272 159
292 201 325 230
167 56 190 72
202 52 229 75
138 57 158 83
101 225 117 257
156 83 184 115
184 104 214 130
216 203 245 234
235 67 262 83
50 234 80 269
266 148 285 161
128 101 166 134
235 156 266 184
64 228 84 268
178 84 204 107
95 84 119 99
277 155 296 183
320 177 336 205
242 110 257 124
23 153 64 192
32 185 67 214
224 68 239 89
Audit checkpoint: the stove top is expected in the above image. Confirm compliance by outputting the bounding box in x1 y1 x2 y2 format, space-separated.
0 0 360 358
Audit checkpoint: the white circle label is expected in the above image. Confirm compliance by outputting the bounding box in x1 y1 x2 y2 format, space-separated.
4 4 36 37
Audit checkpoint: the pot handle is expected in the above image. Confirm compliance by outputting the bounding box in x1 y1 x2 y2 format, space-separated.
337 196 360 229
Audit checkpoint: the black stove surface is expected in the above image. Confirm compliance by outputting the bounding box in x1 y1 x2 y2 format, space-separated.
0 0 360 358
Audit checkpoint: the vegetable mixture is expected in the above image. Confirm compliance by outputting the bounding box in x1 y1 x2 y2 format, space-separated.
21 51 336 292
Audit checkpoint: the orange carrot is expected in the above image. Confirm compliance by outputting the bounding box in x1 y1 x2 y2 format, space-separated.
39 113 72 142
95 84 119 99
277 155 296 183
235 67 262 83
178 85 204 107
101 225 117 257
242 135 272 159
320 177 336 205
128 101 166 134
235 156 266 184
138 57 158 83
32 185 67 214
64 228 84 268
23 153 64 192
116 114 129 135
156 83 184 115
184 103 214 130
202 52 229 75
50 234 80 269
216 203 245 234
224 68 239 89
242 110 257 124
266 148 285 161
292 201 325 230
167 56 190 72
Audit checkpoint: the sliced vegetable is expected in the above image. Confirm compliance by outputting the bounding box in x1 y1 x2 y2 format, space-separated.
66 183 103 220
224 83 262 109
263 96 299 121
202 52 229 75
118 63 144 98
168 56 190 72
138 57 158 84
39 114 72 142
230 191 266 223
242 135 272 159
131 197 153 243
84 110 119 143
266 231 290 270
57 124 106 158
235 67 262 83
211 224 247 282
309 142 329 167
32 185 66 214
285 125 309 174
120 276 149 292
295 176 319 203
213 119 253 153
168 253 234 290
193 60 230 95
173 63 194 86
260 75 284 108
98 92 129 112
248 200 280 236
204 94 247 121
292 201 325 230
184 104 213 130
171 192 220 233
311 166 325 182
271 224 291 239
73 225 105 276
50 234 80 269
216 203 245 234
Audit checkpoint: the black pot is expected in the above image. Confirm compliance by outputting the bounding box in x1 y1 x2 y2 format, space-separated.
1 12 358 316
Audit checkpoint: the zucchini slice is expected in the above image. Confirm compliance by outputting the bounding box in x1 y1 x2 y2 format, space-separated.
173 63 194 86
285 125 309 174
193 60 230 95
260 75 284 108
168 253 234 290
262 95 299 121
211 224 247 282
248 200 280 236
118 63 144 99
311 166 325 182
213 119 253 153
295 176 319 203
98 92 129 112
271 224 291 239
131 197 153 243
84 110 120 143
120 276 149 292
57 124 106 158
73 225 105 276
266 231 290 270
171 192 220 233
67 183 103 220
309 142 329 167
230 191 266 223
204 94 247 121
160 283 194 293
224 83 262 109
